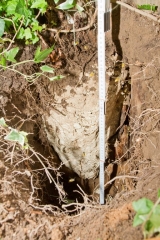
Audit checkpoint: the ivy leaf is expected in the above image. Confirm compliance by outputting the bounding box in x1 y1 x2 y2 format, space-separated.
34 46 53 63
154 204 160 214
67 0 75 4
76 4 84 12
149 213 160 230
49 75 65 81
17 27 25 39
56 0 75 10
15 0 30 17
144 213 160 237
31 0 48 13
0 19 5 37
31 33 39 44
24 27 32 40
34 46 41 58
132 198 154 215
4 129 28 146
133 213 146 227
6 0 18 16
54 0 59 3
31 21 43 32
0 56 6 66
40 65 54 73
158 189 160 198
0 117 7 127
4 47 19 63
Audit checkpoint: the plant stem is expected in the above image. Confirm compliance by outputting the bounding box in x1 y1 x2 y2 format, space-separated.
142 197 160 238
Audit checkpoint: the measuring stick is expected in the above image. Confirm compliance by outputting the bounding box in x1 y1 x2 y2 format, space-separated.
98 0 110 205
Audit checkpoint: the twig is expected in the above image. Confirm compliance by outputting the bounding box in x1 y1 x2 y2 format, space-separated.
62 202 103 210
46 8 97 34
104 175 139 188
10 143 16 165
117 1 160 23
29 147 66 200
0 16 24 55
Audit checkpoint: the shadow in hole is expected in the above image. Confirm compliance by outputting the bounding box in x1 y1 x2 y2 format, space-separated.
105 2 124 195
106 1 124 160
111 2 122 58
39 171 84 210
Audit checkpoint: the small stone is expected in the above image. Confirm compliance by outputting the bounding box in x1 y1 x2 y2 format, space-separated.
51 227 64 240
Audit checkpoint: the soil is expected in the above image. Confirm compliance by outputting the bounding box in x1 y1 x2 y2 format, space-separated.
0 2 160 240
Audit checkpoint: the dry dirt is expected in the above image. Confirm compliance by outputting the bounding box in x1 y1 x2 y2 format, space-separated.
0 2 160 240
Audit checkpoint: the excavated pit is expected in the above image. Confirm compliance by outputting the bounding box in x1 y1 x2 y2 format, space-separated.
0 4 132 208
1 2 160 239
1 3 160 211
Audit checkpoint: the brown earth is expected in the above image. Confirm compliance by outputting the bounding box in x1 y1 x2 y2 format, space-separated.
0 1 160 240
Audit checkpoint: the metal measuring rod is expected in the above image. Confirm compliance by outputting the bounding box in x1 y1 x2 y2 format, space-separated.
98 0 110 205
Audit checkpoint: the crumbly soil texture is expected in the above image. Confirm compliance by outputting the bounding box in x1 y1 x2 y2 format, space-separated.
0 2 160 240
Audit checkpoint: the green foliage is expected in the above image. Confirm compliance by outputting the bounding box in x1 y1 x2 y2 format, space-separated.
132 191 160 239
40 65 54 73
0 117 8 127
34 45 53 63
0 44 64 82
0 0 48 43
54 0 84 12
4 129 28 148
0 46 19 66
4 47 19 63
0 118 29 149
0 19 5 37
137 5 158 11
49 75 65 81
0 1 66 82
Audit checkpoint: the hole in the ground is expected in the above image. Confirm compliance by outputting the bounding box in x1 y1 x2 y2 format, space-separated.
29 124 87 211
39 171 85 208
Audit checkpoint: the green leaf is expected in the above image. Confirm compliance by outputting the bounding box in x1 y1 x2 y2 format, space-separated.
145 219 153 232
144 213 160 237
132 198 154 214
76 4 84 12
137 5 157 11
31 21 43 32
49 75 65 81
54 0 59 3
158 189 160 198
31 0 48 13
31 35 39 44
133 213 146 227
6 0 18 16
56 1 75 10
4 129 28 146
15 0 29 17
24 27 32 40
34 46 53 63
149 213 160 229
0 117 7 127
68 0 75 4
0 56 6 66
40 65 54 73
4 47 19 63
154 204 160 214
34 45 41 57
17 27 25 39
0 19 5 37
